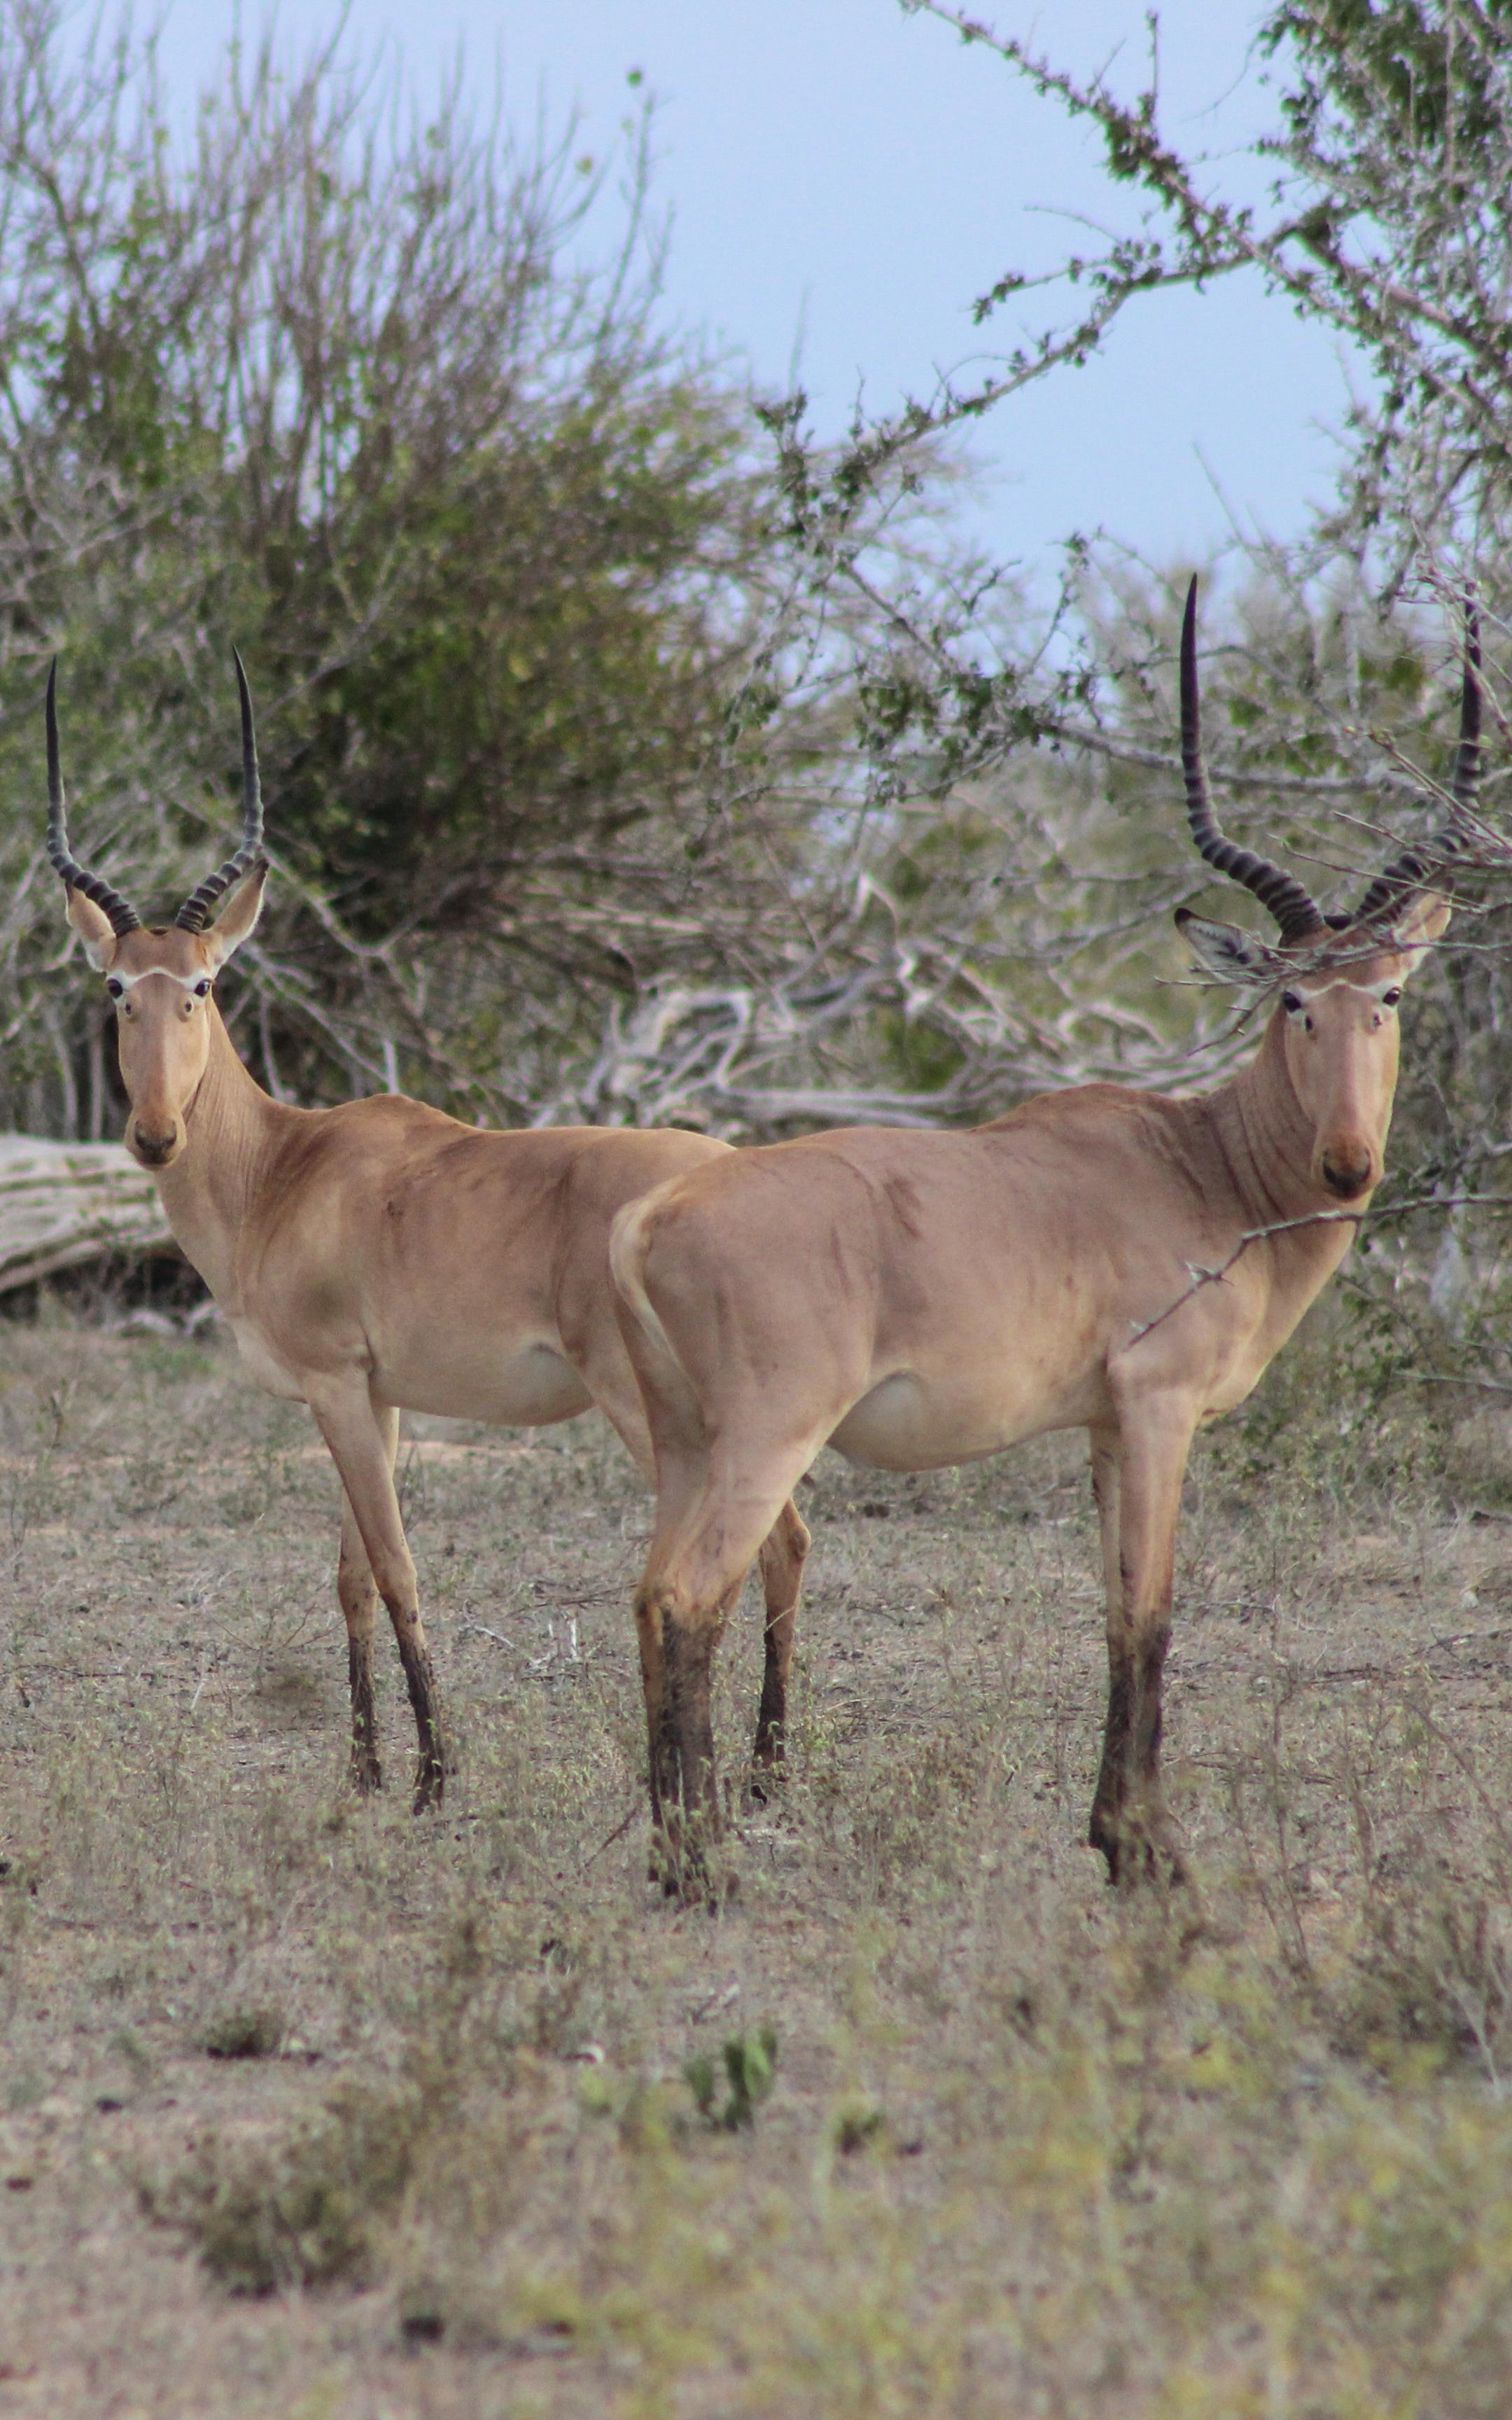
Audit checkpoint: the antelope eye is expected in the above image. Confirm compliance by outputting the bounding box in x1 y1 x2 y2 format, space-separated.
194 979 211 998
1281 989 1303 1014
1382 987 1402 1008
105 978 123 999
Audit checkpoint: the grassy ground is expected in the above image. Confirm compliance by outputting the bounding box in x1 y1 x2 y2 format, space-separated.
2 1298 1512 2417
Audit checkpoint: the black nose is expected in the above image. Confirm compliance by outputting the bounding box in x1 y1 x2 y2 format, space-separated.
1320 1152 1372 1200
133 1127 178 1167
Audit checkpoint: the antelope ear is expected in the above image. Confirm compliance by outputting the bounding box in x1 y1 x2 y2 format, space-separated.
202 861 267 971
66 886 118 972
1174 907 1283 990
1388 891 1451 973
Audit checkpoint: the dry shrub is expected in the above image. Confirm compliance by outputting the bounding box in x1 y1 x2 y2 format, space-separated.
146 2081 425 2294
1340 1877 1512 2073
201 2005 286 2062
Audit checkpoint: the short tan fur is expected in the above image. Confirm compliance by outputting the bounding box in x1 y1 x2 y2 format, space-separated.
611 581 1488 1892
48 667 808 1809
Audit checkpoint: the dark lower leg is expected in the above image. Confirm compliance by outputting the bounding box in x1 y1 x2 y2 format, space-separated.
1089 1644 1133 1877
1125 1620 1177 1875
666 1618 718 1828
752 1501 808 1786
346 1632 381 1791
1087 1412 1189 1887
652 1611 728 1902
751 1613 794 1788
1093 1609 1181 1884
391 1608 447 1811
338 1512 382 1793
636 1594 680 1859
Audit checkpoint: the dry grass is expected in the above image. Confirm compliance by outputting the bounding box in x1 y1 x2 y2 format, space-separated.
2 1295 1512 2416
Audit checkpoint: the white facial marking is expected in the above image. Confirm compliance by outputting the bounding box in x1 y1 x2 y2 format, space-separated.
104 968 210 996
1284 975 1402 1007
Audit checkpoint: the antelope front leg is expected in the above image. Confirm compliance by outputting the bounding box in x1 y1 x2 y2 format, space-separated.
310 1379 449 1811
751 1497 810 1796
335 1404 398 1794
1088 1403 1195 1886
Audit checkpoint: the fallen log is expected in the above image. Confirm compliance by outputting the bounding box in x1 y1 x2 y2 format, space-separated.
0 1135 174 1295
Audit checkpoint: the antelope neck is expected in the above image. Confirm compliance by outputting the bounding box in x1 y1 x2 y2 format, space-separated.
1209 1013 1367 1232
150 1010 292 1305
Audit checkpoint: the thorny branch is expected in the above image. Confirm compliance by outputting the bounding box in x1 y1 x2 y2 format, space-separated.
1126 1191 1512 1352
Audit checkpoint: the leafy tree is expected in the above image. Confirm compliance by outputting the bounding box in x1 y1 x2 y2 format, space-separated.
0 1 825 1129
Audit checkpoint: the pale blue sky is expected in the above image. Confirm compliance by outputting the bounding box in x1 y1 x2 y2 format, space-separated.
164 0 1354 573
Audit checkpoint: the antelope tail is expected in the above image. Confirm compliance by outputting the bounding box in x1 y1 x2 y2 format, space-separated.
608 1192 708 1450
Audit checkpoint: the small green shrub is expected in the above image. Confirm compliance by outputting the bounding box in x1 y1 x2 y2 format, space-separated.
685 2028 778 2131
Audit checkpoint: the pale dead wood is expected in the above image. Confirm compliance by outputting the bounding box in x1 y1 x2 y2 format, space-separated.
0 1133 171 1294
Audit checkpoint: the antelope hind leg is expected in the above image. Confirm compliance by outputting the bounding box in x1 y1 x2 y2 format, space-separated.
337 1480 384 1793
750 1496 810 1798
637 1579 735 1903
634 1583 683 1886
635 1466 801 1903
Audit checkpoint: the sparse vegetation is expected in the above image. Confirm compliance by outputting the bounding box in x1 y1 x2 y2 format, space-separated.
4 1300 1512 2413
4 2 1512 2412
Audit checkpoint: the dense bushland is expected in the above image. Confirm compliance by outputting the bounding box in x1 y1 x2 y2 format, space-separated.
5 0 1512 1391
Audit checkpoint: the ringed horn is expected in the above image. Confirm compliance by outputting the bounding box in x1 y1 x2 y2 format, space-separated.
42 652 267 933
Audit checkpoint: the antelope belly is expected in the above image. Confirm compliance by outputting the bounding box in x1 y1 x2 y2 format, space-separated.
829 1365 1100 1471
829 1372 1009 1471
379 1338 594 1428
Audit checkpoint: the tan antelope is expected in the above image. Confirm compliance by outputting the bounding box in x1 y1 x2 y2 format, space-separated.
45 660 809 1810
612 581 1492 1891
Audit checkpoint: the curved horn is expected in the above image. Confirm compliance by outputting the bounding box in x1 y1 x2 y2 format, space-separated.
1181 578 1324 943
174 650 267 933
1354 597 1481 929
43 660 141 936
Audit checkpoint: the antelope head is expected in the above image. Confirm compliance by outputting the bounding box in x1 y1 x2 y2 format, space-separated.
1173 579 1480 1203
46 658 269 1171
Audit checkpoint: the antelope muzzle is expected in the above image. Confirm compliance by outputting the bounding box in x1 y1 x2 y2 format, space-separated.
1317 1142 1377 1202
127 1115 183 1170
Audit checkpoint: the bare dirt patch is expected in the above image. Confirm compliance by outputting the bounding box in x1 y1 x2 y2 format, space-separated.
1 1302 1511 2416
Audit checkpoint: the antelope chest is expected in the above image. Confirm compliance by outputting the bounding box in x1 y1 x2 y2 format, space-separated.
228 1318 307 1403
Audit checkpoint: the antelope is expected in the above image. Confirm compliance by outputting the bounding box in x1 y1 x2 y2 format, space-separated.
44 660 809 1810
612 581 1492 1892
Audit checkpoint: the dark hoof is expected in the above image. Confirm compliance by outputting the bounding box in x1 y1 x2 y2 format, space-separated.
750 1726 785 1777
350 1756 383 1795
412 1762 447 1814
649 1826 736 1909
1091 1818 1185 1891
